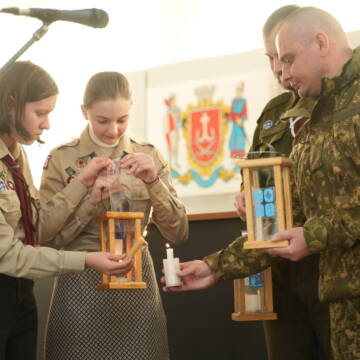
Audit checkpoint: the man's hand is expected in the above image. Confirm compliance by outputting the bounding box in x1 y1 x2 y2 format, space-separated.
120 153 158 184
265 227 311 261
161 260 216 292
234 192 246 221
85 252 134 275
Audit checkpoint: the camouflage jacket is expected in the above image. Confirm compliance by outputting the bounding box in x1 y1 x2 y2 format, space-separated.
204 93 317 279
291 47 360 302
247 90 297 156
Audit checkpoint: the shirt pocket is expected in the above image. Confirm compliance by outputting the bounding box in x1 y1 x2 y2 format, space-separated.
332 115 360 195
0 191 21 230
123 180 151 222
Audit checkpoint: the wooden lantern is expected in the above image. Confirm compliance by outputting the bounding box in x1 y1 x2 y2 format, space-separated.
96 211 147 290
237 157 293 249
232 269 277 321
232 157 293 321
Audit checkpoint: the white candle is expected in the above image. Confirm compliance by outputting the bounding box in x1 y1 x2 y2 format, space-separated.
245 277 262 313
166 247 174 262
164 246 182 287
115 239 123 255
245 292 262 313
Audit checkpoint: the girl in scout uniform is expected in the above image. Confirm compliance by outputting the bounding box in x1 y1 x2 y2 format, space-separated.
0 62 134 360
39 71 189 360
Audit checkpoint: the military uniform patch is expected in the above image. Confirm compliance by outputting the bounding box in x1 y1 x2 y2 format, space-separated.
65 167 77 176
43 155 52 170
263 120 273 129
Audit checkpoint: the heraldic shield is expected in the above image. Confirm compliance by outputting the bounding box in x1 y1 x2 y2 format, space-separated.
183 86 229 181
189 106 222 166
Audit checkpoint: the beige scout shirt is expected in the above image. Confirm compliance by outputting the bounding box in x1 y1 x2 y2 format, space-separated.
0 138 87 279
39 126 188 252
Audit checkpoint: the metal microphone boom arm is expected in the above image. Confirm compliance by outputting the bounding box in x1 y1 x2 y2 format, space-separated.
0 22 49 76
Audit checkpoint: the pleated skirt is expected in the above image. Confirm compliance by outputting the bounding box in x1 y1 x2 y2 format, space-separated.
44 247 169 360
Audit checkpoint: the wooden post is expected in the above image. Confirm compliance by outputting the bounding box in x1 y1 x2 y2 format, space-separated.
233 157 293 321
96 211 147 290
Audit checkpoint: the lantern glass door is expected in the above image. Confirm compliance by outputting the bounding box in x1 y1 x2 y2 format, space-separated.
249 166 279 242
97 156 146 290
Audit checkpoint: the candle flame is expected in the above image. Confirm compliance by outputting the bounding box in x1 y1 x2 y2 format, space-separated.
166 243 170 248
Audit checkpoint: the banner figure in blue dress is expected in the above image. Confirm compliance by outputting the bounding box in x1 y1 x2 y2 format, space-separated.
228 82 248 158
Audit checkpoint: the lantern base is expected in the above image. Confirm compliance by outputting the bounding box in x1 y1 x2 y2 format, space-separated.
232 311 277 321
97 281 147 290
243 240 289 249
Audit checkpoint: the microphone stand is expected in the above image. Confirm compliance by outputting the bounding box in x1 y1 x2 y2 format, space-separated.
0 21 50 75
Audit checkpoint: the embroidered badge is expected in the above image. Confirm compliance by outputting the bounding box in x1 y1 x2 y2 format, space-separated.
7 180 15 190
0 180 7 192
65 166 77 176
120 151 128 159
75 158 86 168
0 171 7 182
89 152 97 159
43 154 52 170
66 175 75 184
263 120 273 130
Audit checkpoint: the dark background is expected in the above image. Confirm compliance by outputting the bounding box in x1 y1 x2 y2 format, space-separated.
147 215 268 360
34 215 268 360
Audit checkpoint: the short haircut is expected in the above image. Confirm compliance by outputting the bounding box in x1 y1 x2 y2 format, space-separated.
262 5 300 39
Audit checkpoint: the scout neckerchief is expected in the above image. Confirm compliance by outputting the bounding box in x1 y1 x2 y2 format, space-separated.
2 155 35 246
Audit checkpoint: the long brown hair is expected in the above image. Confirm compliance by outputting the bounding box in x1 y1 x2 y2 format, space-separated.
0 61 58 141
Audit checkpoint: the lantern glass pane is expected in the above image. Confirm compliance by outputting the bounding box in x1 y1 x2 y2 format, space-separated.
244 273 265 313
249 167 278 241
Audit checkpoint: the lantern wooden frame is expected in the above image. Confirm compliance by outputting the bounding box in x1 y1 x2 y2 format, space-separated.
232 157 293 321
96 211 146 290
237 157 293 249
232 268 277 321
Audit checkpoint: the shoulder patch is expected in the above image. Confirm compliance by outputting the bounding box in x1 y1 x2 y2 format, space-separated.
263 120 273 130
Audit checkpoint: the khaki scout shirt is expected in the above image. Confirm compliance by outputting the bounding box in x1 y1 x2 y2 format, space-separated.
39 126 188 252
0 138 87 279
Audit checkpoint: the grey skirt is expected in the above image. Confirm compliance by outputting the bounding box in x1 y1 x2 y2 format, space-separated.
44 247 169 360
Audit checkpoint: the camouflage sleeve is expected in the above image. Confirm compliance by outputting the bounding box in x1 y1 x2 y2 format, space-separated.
203 235 280 281
304 198 360 252
304 113 360 252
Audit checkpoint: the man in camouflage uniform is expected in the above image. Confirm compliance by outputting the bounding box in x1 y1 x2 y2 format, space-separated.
163 6 331 360
264 7 360 359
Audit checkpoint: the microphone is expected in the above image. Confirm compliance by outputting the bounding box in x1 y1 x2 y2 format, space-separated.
0 8 109 28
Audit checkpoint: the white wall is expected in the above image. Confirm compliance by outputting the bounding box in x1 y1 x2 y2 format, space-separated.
0 0 359 212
